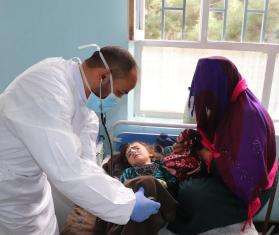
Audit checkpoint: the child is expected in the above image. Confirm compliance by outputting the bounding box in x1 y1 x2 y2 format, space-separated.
92 142 178 235
119 142 177 190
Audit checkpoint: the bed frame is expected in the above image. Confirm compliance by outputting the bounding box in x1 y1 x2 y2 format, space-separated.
110 120 279 235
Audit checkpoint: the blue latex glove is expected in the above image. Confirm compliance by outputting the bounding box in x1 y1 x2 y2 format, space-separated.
130 187 161 222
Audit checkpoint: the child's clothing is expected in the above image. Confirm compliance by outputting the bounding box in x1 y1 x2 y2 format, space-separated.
120 160 177 186
93 176 178 235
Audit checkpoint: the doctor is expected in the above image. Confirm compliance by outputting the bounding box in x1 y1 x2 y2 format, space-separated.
0 45 160 235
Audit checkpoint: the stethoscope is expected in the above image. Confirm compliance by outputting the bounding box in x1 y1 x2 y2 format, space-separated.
74 44 114 176
98 92 114 176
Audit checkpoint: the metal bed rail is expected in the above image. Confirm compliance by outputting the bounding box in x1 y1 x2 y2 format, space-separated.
110 120 196 138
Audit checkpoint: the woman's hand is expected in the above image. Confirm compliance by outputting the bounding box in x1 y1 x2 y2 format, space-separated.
165 167 176 176
197 148 213 171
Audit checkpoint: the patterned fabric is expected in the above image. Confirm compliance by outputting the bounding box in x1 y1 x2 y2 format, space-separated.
134 163 159 176
188 56 278 221
162 129 203 181
163 155 201 181
119 161 177 185
154 134 176 154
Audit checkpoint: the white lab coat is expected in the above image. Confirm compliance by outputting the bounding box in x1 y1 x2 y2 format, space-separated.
0 58 135 235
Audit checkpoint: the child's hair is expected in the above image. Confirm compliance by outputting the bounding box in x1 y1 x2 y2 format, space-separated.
120 141 156 166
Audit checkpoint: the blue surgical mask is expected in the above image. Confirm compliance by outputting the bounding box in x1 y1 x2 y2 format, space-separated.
86 80 121 113
78 49 121 113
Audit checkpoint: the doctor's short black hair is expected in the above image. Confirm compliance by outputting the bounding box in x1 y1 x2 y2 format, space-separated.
85 46 138 80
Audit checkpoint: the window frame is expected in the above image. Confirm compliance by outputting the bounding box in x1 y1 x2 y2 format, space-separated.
131 0 279 119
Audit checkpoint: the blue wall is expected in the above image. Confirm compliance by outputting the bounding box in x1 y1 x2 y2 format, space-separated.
0 0 129 121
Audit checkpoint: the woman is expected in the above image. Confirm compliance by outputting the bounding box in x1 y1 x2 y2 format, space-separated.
168 57 278 234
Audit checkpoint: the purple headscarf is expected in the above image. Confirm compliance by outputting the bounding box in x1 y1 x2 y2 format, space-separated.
189 57 278 222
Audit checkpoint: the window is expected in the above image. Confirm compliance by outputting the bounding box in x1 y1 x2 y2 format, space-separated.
136 47 267 118
268 54 279 130
141 0 279 43
130 0 279 125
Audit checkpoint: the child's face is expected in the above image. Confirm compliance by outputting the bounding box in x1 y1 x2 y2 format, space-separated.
125 142 152 166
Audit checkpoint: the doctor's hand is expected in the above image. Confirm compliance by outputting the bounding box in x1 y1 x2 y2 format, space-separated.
130 187 161 222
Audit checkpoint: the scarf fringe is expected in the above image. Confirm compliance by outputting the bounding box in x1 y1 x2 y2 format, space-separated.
241 197 261 232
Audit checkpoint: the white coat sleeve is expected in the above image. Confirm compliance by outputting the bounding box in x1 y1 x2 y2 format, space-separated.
2 66 135 224
78 109 99 162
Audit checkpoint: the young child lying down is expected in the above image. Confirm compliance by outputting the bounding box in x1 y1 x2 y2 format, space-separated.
119 141 177 192
92 142 178 235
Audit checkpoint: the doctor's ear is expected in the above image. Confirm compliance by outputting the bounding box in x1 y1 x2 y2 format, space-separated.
100 70 111 82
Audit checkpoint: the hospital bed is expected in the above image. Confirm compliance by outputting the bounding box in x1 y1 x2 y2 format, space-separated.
53 120 279 234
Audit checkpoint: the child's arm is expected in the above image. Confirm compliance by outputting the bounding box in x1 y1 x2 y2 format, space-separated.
158 162 177 184
119 167 135 183
158 162 178 197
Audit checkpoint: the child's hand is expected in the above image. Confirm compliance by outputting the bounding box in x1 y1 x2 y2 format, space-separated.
157 179 167 188
165 167 176 176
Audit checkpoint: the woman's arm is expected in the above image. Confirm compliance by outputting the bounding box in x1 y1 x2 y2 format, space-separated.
198 148 213 172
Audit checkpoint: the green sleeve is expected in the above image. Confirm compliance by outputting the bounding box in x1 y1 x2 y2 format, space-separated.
120 167 136 183
157 161 177 184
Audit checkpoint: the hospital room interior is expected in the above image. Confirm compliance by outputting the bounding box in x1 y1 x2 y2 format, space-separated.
0 0 279 234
